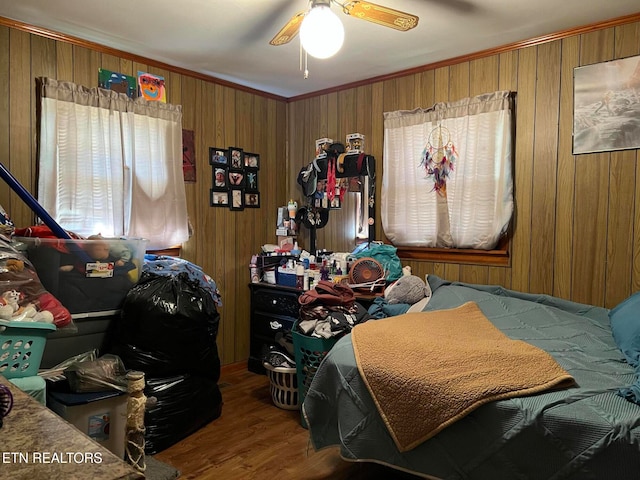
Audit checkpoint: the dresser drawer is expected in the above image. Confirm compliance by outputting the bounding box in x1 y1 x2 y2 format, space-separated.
252 287 300 318
248 284 302 375
252 312 296 340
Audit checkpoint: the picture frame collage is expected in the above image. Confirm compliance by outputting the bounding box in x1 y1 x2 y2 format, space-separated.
209 146 260 210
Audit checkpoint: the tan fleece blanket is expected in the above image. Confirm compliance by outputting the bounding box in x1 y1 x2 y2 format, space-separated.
351 302 575 452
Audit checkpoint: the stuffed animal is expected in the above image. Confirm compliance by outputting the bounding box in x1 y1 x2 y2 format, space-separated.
108 242 132 267
1 237 72 327
59 234 110 272
384 270 432 306
0 258 24 273
0 290 54 323
85 235 111 261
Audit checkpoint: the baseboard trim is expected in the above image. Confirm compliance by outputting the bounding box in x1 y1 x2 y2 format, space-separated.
220 360 248 376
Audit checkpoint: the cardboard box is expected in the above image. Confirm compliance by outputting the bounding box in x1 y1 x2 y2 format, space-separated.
346 133 365 154
315 138 333 158
278 236 295 249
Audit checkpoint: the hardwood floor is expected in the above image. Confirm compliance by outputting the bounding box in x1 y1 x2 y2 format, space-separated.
153 362 420 480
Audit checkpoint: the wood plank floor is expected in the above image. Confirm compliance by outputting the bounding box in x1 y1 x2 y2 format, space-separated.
153 362 421 480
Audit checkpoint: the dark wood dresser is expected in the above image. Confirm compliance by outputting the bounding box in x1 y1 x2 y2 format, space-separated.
248 283 302 374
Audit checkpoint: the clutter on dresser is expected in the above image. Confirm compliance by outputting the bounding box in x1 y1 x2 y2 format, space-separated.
251 247 355 291
276 201 300 237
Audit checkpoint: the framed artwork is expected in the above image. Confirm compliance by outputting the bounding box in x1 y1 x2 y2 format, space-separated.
573 54 640 154
209 147 228 165
212 166 228 190
209 145 261 211
98 68 137 99
245 168 258 192
137 71 166 102
228 169 245 188
230 189 244 211
244 152 260 169
210 189 229 207
182 129 196 183
229 147 244 169
245 192 260 208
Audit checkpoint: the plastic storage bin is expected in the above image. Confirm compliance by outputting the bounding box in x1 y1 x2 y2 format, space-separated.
15 236 148 315
292 321 338 425
47 389 127 459
0 320 56 378
263 362 298 410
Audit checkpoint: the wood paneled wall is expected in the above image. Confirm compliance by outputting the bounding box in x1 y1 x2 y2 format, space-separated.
1 16 639 367
0 24 288 367
288 20 640 310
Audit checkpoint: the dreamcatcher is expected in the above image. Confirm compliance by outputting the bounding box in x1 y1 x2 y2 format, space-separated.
419 124 458 197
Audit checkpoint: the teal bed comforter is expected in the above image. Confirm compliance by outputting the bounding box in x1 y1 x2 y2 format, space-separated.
303 276 640 479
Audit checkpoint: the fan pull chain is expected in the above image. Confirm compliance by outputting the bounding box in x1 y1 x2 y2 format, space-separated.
300 39 309 79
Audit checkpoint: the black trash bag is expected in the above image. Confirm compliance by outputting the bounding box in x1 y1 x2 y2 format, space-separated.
143 373 223 455
112 271 220 381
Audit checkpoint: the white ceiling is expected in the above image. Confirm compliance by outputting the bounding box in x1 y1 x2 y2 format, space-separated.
1 1 638 99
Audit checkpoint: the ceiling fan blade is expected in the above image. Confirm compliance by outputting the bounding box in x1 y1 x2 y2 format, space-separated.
269 11 306 46
342 1 419 31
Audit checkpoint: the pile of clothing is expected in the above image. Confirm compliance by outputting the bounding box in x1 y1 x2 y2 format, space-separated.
297 280 371 338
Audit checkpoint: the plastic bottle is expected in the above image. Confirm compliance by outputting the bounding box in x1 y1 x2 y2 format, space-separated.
250 255 259 283
296 263 304 289
320 260 329 281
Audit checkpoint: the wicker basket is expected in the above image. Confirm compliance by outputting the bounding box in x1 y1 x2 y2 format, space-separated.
0 320 56 379
263 362 299 410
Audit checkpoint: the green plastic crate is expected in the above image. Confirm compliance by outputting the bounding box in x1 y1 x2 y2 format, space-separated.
292 320 339 427
0 320 56 378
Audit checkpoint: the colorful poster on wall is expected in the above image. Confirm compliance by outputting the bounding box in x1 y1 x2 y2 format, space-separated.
98 68 137 99
182 129 196 183
137 71 166 102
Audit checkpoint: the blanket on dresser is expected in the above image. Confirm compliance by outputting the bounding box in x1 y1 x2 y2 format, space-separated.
351 301 575 452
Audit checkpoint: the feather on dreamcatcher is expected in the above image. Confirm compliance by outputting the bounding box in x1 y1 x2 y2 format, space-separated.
420 125 458 197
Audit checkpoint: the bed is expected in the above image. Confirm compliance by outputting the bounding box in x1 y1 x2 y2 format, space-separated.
302 275 640 479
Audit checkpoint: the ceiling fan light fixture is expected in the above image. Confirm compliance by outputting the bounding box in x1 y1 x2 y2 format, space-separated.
300 3 344 59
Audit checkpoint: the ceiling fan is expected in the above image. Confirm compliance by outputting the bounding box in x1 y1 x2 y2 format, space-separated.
269 0 419 49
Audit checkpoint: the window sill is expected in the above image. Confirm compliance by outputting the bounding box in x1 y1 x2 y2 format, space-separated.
395 237 510 267
146 246 182 257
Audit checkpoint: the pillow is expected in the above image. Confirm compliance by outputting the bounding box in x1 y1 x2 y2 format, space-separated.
609 291 640 368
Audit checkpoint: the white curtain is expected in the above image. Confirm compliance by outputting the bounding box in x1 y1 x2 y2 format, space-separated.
37 77 189 250
382 90 513 249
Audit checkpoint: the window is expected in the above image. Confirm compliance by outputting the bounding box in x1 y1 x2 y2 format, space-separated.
37 77 189 250
382 90 513 251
